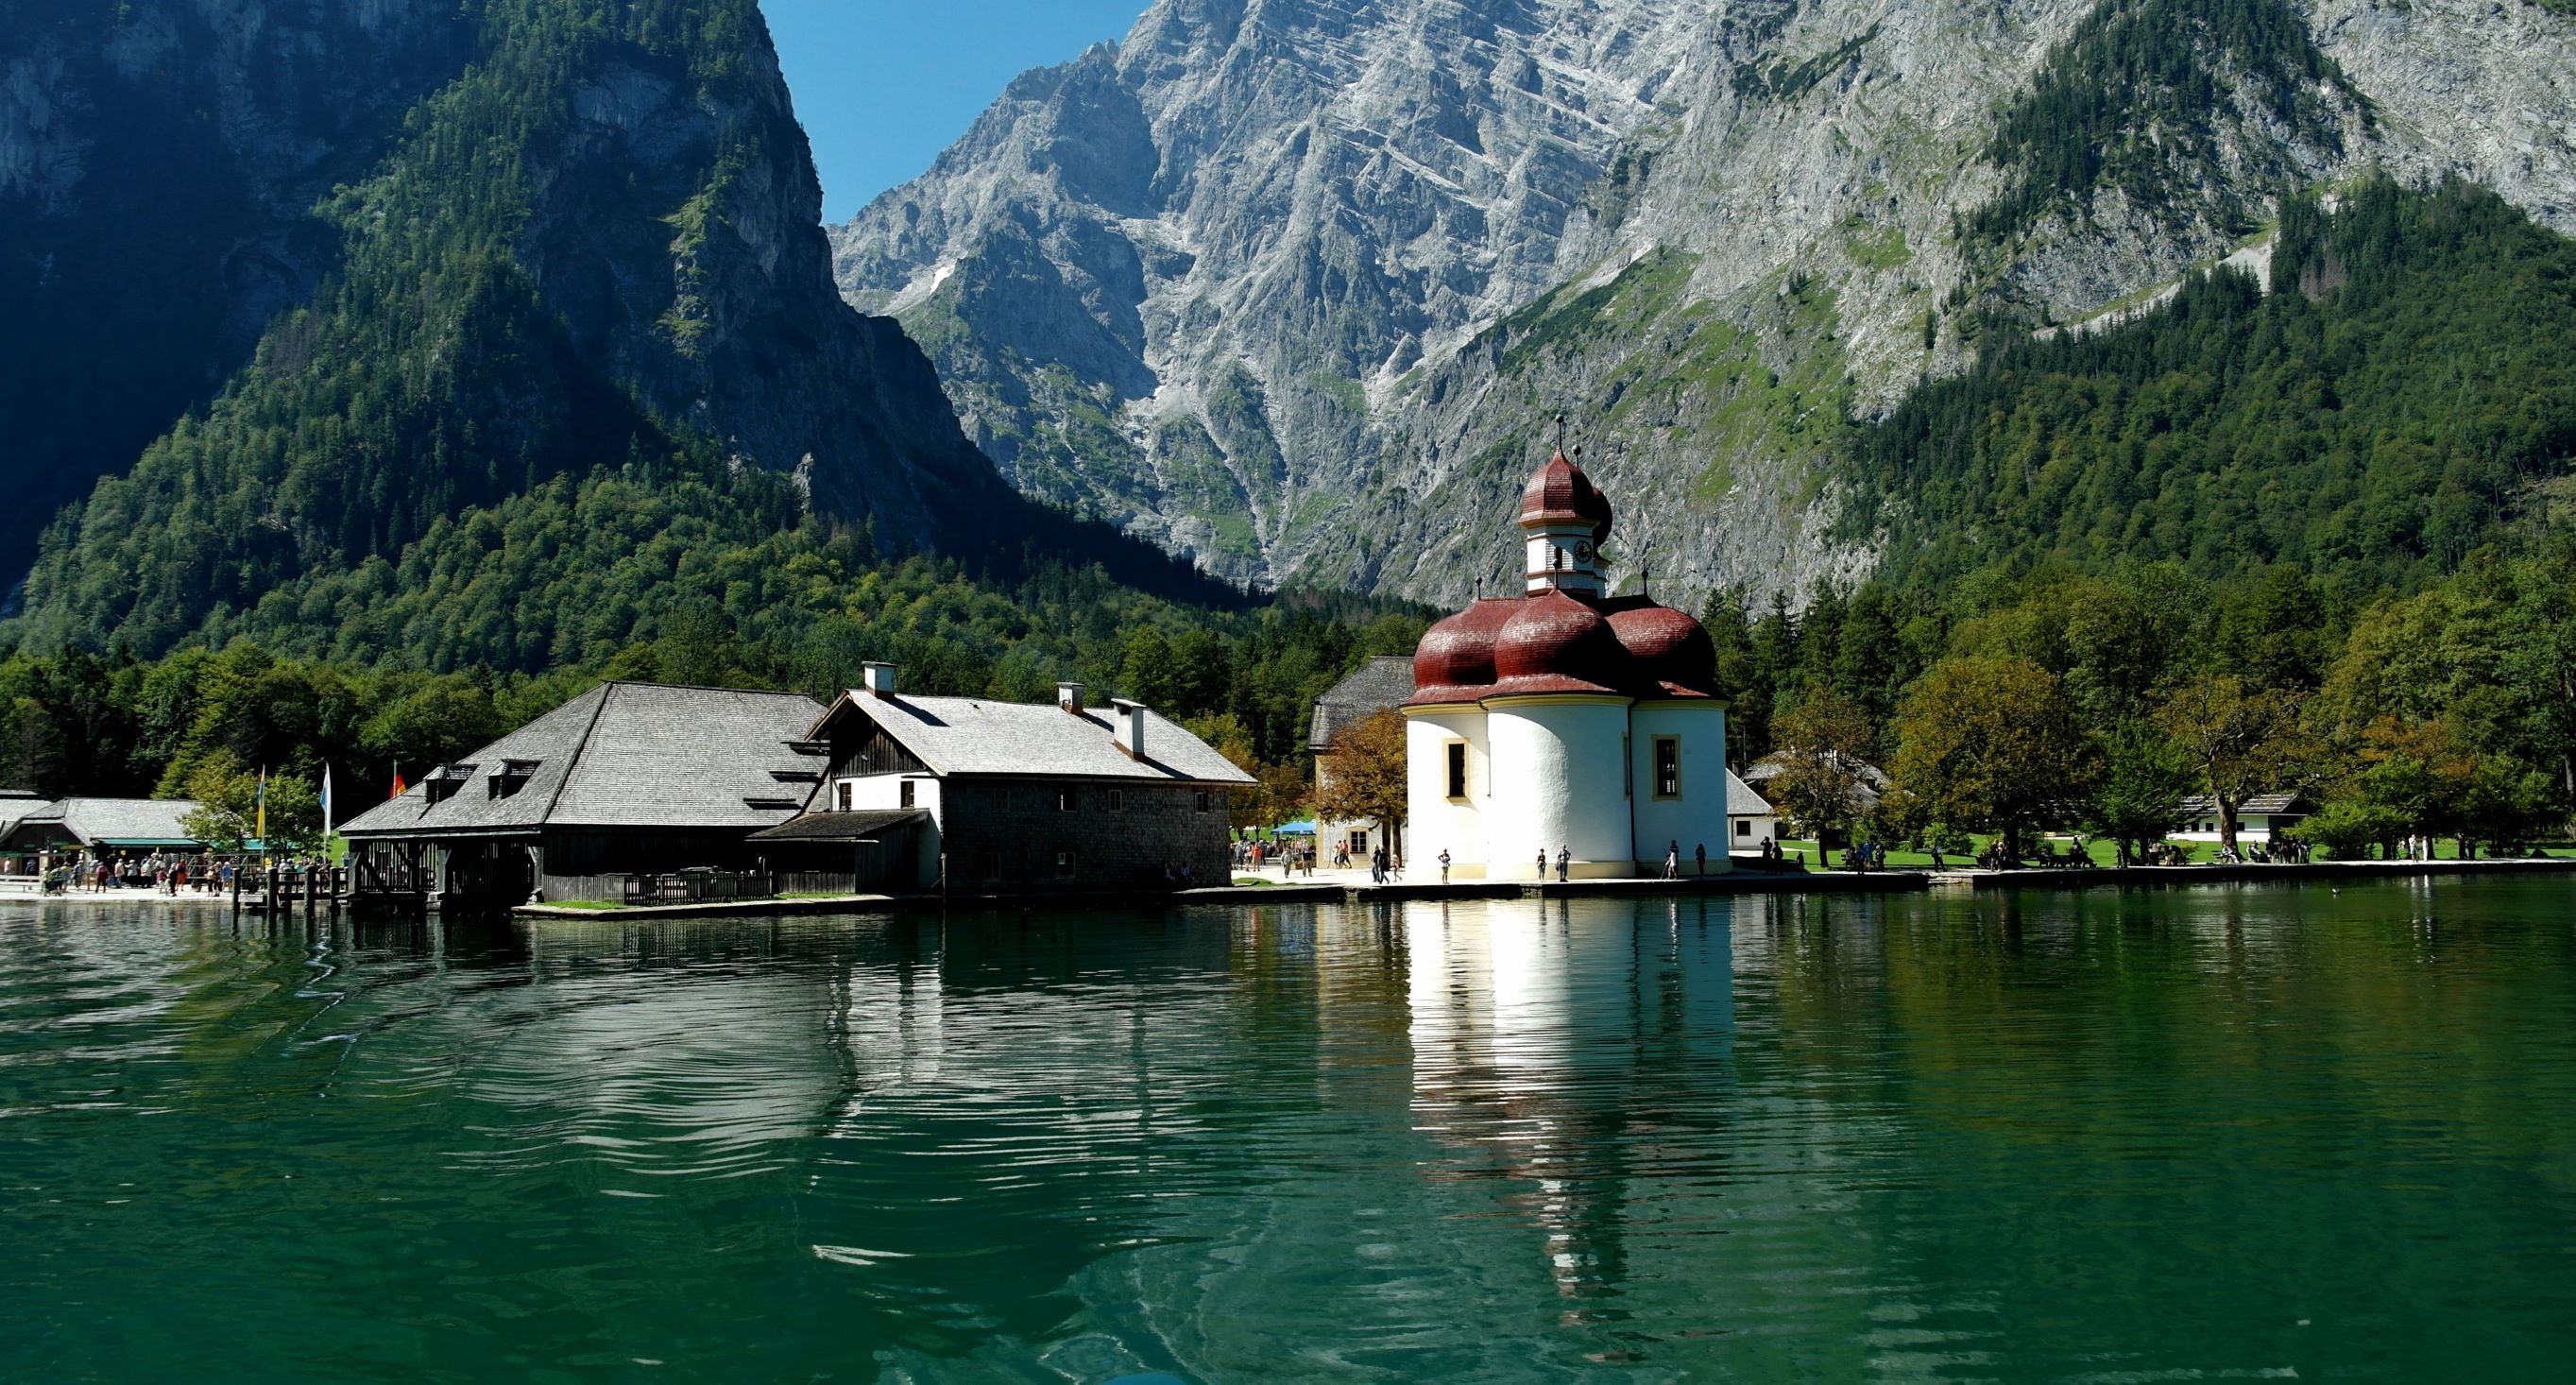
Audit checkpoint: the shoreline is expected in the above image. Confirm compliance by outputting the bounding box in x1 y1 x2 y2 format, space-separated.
507 854 2576 921
8 855 2564 919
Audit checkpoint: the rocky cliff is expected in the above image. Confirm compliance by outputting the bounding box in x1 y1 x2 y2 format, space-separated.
832 0 2576 608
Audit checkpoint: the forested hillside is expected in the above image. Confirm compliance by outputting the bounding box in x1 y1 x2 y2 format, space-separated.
6 0 1225 661
1855 179 2576 593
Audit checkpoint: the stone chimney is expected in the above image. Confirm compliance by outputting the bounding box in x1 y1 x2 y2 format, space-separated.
1111 698 1147 761
861 662 897 698
1057 681 1085 713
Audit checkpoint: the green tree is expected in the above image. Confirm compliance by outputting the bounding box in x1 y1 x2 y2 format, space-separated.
2158 673 2310 853
2088 721 2199 864
1766 687 1877 867
180 757 322 854
1890 656 2101 861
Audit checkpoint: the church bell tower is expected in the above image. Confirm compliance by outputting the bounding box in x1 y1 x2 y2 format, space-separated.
1517 420 1613 601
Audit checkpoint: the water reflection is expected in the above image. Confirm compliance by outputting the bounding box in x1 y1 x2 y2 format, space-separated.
2 881 2572 1382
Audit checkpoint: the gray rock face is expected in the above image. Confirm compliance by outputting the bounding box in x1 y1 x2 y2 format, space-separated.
832 0 2576 610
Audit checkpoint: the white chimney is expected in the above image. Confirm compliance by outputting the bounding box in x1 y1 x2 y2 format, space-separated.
1057 681 1085 713
1111 698 1147 761
861 662 897 698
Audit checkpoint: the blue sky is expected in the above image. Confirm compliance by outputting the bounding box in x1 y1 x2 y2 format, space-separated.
764 0 1150 221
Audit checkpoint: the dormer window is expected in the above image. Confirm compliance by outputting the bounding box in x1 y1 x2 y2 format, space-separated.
486 759 540 799
423 762 479 805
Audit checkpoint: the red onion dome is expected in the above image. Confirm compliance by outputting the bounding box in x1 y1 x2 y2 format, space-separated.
1517 450 1615 543
1408 599 1516 704
1491 590 1628 695
1608 604 1718 697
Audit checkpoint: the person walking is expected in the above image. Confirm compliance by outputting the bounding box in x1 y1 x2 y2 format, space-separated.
1438 849 1452 885
1663 840 1680 880
1535 847 1547 881
1371 846 1387 884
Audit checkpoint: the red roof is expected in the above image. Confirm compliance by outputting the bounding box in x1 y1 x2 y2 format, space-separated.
1407 439 1713 707
1517 449 1614 542
1407 591 1717 706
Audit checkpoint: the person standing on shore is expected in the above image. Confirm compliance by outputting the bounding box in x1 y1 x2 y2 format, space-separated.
1439 849 1452 884
1555 846 1570 882
1695 843 1707 877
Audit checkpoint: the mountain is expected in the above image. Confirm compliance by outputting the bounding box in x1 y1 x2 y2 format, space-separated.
5 0 1207 661
830 0 2576 607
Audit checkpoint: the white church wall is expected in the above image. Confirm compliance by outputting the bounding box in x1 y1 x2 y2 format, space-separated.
1488 698 1630 879
1629 702 1732 874
1406 708 1489 875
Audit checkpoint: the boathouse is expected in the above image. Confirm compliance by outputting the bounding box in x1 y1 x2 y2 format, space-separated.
778 663 1253 890
336 681 828 908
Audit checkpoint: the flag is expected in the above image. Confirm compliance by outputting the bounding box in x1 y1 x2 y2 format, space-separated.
318 765 333 836
390 763 405 799
254 767 267 842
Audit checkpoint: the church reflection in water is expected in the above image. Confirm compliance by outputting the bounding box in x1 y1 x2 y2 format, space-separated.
497 896 1855 1370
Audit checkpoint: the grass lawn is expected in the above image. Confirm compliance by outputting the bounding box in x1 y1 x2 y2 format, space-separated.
1230 877 1274 887
544 899 624 910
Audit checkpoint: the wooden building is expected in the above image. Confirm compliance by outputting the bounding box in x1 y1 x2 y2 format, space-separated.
337 681 828 908
782 662 1254 890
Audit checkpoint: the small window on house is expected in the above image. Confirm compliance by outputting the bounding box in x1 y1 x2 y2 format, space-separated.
1108 789 1123 812
1736 819 1751 838
836 782 853 812
899 779 915 809
1055 850 1077 880
1654 737 1680 799
1059 786 1082 812
1195 790 1212 812
1444 741 1468 800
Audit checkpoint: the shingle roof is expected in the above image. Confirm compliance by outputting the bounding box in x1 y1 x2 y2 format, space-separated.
341 682 828 839
1742 752 1887 811
824 692 1254 785
3 797 205 847
2179 792 2310 817
1727 770 1774 818
1308 656 1416 750
747 809 929 842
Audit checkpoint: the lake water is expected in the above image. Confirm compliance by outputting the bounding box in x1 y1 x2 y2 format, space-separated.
3 881 2571 1381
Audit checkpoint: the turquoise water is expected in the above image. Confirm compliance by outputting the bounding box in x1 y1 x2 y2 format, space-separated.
3 881 2572 1381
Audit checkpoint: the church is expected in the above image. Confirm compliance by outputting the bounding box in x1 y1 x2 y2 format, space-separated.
1403 438 1731 879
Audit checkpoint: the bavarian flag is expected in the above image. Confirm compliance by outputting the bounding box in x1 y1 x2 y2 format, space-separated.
254 768 267 842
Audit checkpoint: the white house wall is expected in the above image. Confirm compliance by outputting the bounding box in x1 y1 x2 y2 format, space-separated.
837 772 942 820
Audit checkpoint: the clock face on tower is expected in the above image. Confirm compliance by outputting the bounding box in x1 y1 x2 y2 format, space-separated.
1572 539 1595 565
